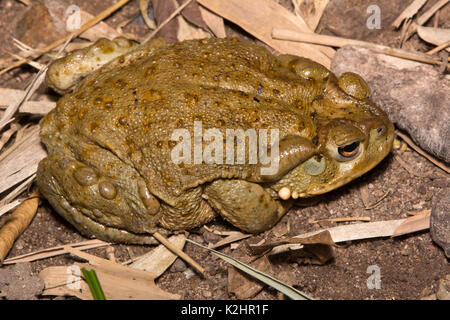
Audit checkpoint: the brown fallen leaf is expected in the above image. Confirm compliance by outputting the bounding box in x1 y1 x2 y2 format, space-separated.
0 190 39 265
248 230 336 256
197 0 334 67
39 246 180 300
393 210 431 237
151 0 180 42
293 0 329 31
128 234 186 277
227 255 272 299
198 6 226 38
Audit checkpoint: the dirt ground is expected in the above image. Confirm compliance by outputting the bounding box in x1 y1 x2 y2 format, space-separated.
0 0 449 300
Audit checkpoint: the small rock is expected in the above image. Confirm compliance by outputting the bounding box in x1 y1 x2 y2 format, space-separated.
170 258 187 273
202 231 222 244
436 275 450 300
430 188 450 258
183 268 196 280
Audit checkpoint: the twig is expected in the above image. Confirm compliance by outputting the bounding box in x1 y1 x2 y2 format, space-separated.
142 0 194 43
272 28 450 68
427 40 450 55
152 231 205 275
396 131 450 174
309 217 371 224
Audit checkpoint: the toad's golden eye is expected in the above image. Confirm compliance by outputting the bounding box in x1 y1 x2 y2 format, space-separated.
338 141 360 158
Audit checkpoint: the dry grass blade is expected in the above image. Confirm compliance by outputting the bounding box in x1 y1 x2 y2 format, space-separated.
209 232 251 249
0 190 39 265
3 240 109 265
186 238 313 300
309 216 371 224
270 216 431 256
0 173 35 213
0 122 20 151
142 0 194 43
0 64 47 132
272 28 450 66
0 125 47 195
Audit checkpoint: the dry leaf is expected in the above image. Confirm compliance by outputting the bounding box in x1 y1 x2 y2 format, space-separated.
392 0 427 28
417 26 450 52
76 10 122 41
209 232 251 249
151 0 180 42
40 246 180 300
199 6 226 38
227 255 272 299
177 15 210 41
197 0 334 67
0 190 39 265
129 234 186 277
393 210 431 237
293 0 329 31
248 230 335 256
177 0 210 31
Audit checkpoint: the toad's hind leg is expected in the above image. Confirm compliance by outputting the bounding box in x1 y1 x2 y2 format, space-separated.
204 179 293 234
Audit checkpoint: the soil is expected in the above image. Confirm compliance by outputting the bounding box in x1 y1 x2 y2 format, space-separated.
0 0 448 300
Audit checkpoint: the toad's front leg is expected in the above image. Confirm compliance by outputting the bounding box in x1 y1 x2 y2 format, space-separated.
204 179 293 234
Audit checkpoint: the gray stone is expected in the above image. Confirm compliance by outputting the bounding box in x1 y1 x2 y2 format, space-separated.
430 187 450 258
331 45 450 163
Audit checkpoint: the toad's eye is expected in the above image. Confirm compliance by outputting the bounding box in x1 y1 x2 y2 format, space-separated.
337 141 361 159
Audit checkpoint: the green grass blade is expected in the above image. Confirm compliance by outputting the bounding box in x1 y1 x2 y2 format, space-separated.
186 239 313 300
81 267 106 300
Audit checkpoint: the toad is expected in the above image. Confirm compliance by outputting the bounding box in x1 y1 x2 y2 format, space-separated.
37 38 394 244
